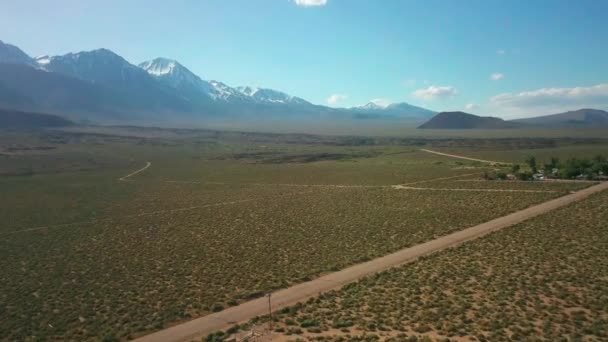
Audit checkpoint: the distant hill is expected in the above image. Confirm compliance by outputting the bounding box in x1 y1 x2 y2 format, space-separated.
419 111 520 129
0 63 140 120
512 109 608 127
0 108 74 129
350 102 436 122
0 40 37 67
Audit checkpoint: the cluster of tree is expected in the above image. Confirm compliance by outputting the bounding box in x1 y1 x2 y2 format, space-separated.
512 155 608 180
484 155 608 181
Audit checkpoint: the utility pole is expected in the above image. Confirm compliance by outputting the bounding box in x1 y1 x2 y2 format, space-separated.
267 293 273 333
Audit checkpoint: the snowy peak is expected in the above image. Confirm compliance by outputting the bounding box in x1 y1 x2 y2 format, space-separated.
237 86 260 97
139 57 209 91
140 58 250 102
139 58 181 76
210 81 247 101
355 102 385 110
236 86 310 105
35 55 51 66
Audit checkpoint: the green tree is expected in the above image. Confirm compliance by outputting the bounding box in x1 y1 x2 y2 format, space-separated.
525 156 537 173
511 164 521 174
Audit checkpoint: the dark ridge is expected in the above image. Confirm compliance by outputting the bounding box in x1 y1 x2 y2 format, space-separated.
0 108 74 129
419 111 520 129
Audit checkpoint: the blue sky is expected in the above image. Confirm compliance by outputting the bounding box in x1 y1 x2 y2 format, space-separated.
1 0 607 118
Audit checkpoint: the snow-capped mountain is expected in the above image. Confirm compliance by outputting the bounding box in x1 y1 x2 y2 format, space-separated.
39 49 155 88
355 102 385 110
35 49 192 112
236 86 311 105
0 40 36 67
0 40 436 124
139 58 230 102
208 80 249 102
139 58 309 106
351 101 436 120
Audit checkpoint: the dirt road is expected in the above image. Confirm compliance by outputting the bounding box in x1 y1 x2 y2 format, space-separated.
119 161 151 181
421 149 512 165
392 185 558 193
133 181 608 342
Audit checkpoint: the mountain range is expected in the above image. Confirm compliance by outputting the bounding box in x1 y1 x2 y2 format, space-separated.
511 109 608 127
0 40 436 125
418 109 608 129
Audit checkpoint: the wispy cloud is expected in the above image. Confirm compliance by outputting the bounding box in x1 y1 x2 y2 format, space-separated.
326 93 347 106
490 73 504 81
489 83 608 118
412 85 457 100
497 49 506 55
465 103 479 110
294 0 328 7
491 84 608 108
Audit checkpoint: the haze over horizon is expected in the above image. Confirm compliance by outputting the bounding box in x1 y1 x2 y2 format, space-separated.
2 0 608 119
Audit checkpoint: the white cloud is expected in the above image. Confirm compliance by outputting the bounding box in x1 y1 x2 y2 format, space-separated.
491 84 608 108
412 85 457 100
497 49 506 55
369 98 392 108
490 73 504 81
489 83 608 118
294 0 327 7
465 103 479 110
326 93 347 106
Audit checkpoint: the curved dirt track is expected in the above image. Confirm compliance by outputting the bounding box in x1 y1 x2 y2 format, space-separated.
119 161 151 181
421 148 512 165
133 181 608 342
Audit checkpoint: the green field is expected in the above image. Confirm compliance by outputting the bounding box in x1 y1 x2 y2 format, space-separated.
1 127 606 341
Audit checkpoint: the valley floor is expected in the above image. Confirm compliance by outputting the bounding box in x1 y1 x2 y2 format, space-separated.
0 127 606 341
